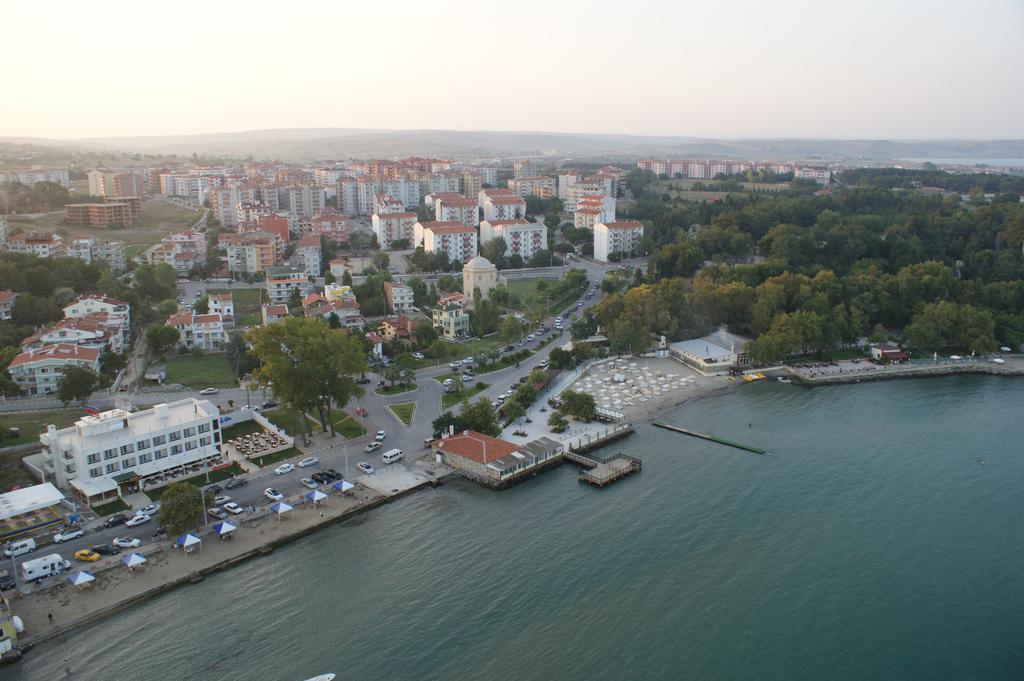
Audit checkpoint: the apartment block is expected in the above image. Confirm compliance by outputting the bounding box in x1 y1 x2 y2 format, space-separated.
65 202 134 229
66 238 127 271
508 176 556 199
372 212 417 249
266 265 311 304
8 344 101 396
294 235 322 277
383 281 415 314
165 312 228 351
593 220 644 263
434 193 479 227
414 221 478 263
479 219 547 260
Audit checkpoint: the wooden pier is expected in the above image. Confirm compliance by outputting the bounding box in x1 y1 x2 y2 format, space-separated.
652 422 765 454
565 450 642 487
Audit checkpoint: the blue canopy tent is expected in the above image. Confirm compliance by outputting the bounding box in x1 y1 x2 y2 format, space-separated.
176 533 202 554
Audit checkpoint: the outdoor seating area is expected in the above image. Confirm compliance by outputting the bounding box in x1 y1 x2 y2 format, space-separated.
228 429 289 458
139 455 225 488
574 359 695 410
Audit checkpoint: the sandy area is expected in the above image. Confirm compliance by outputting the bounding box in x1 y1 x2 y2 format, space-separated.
563 357 735 423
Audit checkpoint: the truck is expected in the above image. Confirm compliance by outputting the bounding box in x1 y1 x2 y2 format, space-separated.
21 553 71 582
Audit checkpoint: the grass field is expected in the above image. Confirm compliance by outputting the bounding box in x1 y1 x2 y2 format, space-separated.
159 353 237 389
208 287 264 328
388 402 415 425
1 409 83 447
91 499 130 516
441 384 487 410
265 408 364 439
506 278 586 316
7 199 201 256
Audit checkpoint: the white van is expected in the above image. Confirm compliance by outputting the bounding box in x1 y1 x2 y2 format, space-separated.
21 553 70 582
3 538 36 558
381 448 403 465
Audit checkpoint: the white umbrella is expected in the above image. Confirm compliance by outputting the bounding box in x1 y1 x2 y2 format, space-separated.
67 570 95 587
305 490 328 505
122 552 147 569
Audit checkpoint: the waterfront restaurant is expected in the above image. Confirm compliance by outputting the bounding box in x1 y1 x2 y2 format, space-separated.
431 431 562 488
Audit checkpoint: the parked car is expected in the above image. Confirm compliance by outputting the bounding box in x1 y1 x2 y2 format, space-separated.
113 537 141 549
412 352 425 360
103 513 128 528
301 478 318 490
225 477 248 490
125 514 150 528
222 502 244 515
261 400 278 409
354 407 368 417
199 388 219 395
74 549 101 562
138 504 159 517
364 441 382 453
264 488 284 501
357 462 375 475
91 544 121 556
53 528 85 543
355 377 371 385
274 463 295 475
449 360 461 369
213 495 232 506
0 571 15 591
311 472 330 484
324 468 342 481
208 508 228 521
463 356 474 364
527 334 535 342
375 430 386 442
298 456 319 468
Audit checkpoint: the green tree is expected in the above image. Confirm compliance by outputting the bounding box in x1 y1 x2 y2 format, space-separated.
500 316 526 343
192 295 209 314
547 411 568 433
56 366 100 406
287 286 303 313
157 482 206 535
503 399 526 425
415 321 438 347
372 251 390 271
432 410 462 437
548 347 574 370
395 353 417 386
0 346 23 397
156 299 180 318
481 237 508 268
559 389 597 421
458 396 500 437
146 324 180 355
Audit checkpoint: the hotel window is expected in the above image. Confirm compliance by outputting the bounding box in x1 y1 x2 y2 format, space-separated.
138 453 152 464
122 457 136 469
198 423 210 433
154 449 167 460
171 445 182 455
89 467 102 478
169 431 181 442
104 448 117 460
183 427 196 437
87 453 100 464
120 444 135 455
185 440 197 451
105 462 120 473
199 436 211 447
136 439 150 450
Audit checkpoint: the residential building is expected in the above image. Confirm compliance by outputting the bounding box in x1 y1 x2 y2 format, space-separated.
482 193 527 222
558 173 579 200
8 344 101 395
508 176 556 198
65 202 134 229
63 295 130 328
255 212 291 242
432 302 470 340
478 219 546 260
371 212 417 249
430 431 562 487
261 304 289 325
0 290 16 321
148 230 207 273
512 161 536 178
437 291 468 308
38 398 223 505
286 185 325 218
794 166 832 184
434 193 479 227
66 238 126 271
294 235 322 278
377 315 416 344
2 167 70 187
87 169 145 198
5 232 63 258
468 165 498 186
224 232 278 274
415 221 478 263
22 312 126 354
383 281 414 314
573 195 616 230
373 193 405 215
208 293 234 328
210 185 258 227
564 179 609 211
593 220 644 262
302 295 363 328
165 312 228 351
462 256 499 302
266 265 311 304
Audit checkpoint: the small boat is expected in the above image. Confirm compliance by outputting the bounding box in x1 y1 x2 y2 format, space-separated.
301 675 335 681
776 376 792 383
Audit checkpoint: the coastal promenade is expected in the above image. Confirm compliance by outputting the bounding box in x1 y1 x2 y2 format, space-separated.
13 464 440 648
786 356 1024 385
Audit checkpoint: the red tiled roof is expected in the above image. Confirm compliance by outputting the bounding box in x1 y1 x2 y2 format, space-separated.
434 431 520 465
9 343 100 367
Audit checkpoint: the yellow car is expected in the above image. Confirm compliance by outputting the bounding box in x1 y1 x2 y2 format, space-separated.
74 549 101 562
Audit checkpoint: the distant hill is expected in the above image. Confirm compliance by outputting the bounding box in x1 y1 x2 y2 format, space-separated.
2 129 1023 164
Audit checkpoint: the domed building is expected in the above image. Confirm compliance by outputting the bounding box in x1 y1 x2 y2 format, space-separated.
462 255 500 305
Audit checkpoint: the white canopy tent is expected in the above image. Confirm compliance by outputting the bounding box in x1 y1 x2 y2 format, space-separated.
122 552 147 570
211 521 237 536
67 570 95 589
270 501 293 520
176 533 202 554
305 490 328 506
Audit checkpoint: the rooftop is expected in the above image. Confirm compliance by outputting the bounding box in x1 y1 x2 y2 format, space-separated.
433 430 520 465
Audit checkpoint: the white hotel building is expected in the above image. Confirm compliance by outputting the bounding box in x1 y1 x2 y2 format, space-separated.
38 398 223 505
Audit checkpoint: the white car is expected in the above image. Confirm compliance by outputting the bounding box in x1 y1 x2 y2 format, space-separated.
53 528 85 543
137 504 159 516
449 360 461 369
375 430 386 442
412 352 425 360
199 388 219 395
274 463 295 475
297 456 319 468
213 495 231 506
264 488 284 501
364 441 382 453
125 514 150 528
222 502 244 515
357 462 375 475
463 356 474 364
526 334 535 342
301 478 318 489
112 537 141 549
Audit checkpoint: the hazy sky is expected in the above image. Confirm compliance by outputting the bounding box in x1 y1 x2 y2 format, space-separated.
3 0 1022 140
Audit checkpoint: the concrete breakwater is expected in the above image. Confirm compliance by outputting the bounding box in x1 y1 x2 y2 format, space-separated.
789 360 1024 386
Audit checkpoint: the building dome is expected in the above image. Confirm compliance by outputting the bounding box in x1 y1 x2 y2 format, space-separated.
464 256 496 271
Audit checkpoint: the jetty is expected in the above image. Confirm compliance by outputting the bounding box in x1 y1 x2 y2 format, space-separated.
652 422 765 454
565 450 642 487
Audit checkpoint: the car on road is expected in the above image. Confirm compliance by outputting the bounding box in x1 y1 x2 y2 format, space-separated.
125 514 150 528
208 508 228 521
138 504 159 517
412 352 425 360
449 360 461 369
222 502 244 515
298 456 319 468
261 400 278 409
526 334 535 342
264 488 284 501
103 513 128 528
274 463 295 475
113 537 141 549
92 544 120 556
213 495 232 506
199 388 219 395
375 430 386 442
74 549 101 562
354 407 368 417
324 468 342 481
301 478 318 490
463 356 474 364
364 441 382 453
356 376 371 385
225 478 248 490
53 528 85 543
357 462 375 475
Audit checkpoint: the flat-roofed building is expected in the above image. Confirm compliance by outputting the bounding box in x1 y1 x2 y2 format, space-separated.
372 212 417 249
415 221 478 263
593 220 644 263
479 219 546 260
383 281 414 314
267 265 311 304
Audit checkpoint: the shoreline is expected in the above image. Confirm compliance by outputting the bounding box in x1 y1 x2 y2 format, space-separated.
787 359 1024 386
